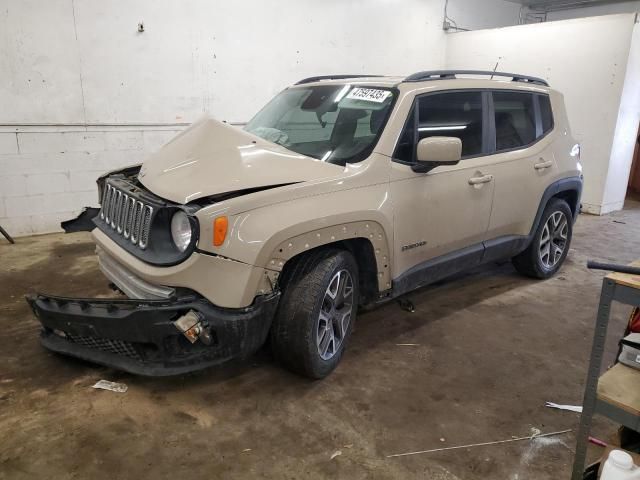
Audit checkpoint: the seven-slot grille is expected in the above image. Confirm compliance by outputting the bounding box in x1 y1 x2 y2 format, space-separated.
100 182 153 249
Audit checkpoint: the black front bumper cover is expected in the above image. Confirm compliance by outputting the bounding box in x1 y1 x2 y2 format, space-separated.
26 291 279 376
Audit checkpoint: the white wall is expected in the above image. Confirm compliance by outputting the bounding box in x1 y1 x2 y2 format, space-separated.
0 126 182 236
602 22 640 210
1 0 452 126
445 14 640 214
0 0 523 236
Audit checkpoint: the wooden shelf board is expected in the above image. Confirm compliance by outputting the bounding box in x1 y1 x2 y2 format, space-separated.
607 260 640 289
597 364 640 417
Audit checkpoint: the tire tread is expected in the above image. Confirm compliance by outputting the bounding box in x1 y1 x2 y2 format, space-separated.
271 249 357 378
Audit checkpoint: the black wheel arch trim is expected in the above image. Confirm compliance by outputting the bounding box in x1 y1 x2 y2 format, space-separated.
528 175 583 238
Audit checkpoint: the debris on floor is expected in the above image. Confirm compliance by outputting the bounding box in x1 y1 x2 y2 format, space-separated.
545 401 583 413
386 428 572 458
330 450 342 460
91 380 128 393
588 436 607 447
397 298 415 312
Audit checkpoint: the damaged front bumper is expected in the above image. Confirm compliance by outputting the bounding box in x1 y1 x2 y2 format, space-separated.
26 291 279 376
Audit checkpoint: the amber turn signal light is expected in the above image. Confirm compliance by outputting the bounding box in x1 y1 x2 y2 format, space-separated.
213 216 228 246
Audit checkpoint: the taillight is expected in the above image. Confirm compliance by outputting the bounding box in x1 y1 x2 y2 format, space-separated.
570 143 580 160
571 144 582 173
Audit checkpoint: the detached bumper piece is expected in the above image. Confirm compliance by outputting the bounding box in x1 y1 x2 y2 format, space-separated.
26 292 279 376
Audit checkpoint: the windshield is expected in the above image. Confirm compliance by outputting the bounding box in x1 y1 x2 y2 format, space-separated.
245 85 395 166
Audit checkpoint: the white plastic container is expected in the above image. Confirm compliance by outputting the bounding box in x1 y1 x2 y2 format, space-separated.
601 450 640 480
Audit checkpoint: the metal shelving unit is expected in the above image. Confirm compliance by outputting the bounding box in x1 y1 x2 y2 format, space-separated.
571 270 640 480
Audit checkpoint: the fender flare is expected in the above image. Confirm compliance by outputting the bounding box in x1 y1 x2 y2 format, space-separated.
263 221 392 292
528 175 583 238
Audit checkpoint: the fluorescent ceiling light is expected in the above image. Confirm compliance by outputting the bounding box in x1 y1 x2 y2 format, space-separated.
334 85 351 103
321 150 333 162
418 125 467 131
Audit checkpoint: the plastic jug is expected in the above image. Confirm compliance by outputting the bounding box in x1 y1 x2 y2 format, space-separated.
601 450 640 480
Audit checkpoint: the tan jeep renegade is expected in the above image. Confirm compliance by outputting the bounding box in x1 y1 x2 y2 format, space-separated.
27 70 583 378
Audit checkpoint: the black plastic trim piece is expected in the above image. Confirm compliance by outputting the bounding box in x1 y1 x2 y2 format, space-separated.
530 175 583 231
61 207 100 233
392 243 484 298
403 70 549 86
481 91 494 155
295 74 383 85
27 291 280 376
482 235 529 264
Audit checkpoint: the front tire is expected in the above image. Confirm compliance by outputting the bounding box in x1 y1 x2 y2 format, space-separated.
512 198 573 279
271 249 359 379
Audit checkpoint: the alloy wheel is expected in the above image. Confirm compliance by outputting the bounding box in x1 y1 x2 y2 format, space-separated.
316 269 354 360
539 211 568 269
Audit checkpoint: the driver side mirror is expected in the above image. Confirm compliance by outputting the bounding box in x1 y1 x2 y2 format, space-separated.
413 136 462 173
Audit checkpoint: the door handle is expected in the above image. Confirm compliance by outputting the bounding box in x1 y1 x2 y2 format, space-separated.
468 174 493 185
534 159 553 170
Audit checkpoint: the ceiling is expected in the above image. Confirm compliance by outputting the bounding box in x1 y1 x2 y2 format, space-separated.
505 0 630 9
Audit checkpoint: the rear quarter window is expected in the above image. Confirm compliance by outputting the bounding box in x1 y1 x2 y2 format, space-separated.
538 94 554 134
493 91 536 152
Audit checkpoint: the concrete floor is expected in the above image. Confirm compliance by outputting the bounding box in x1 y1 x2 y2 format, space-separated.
1 201 639 480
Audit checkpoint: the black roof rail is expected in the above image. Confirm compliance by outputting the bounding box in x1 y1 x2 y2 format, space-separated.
295 74 383 85
403 70 549 86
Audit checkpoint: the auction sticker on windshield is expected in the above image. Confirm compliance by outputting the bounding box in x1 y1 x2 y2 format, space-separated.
346 88 391 103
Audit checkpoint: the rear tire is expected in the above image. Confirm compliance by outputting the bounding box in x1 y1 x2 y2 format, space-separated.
512 198 573 279
271 249 359 379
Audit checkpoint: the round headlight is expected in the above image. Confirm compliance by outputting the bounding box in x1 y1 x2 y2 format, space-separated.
171 211 192 252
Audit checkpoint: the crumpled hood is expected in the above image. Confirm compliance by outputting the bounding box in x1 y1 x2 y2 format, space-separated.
138 116 341 204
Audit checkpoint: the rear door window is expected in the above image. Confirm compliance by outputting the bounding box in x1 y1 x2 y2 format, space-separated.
492 91 536 151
